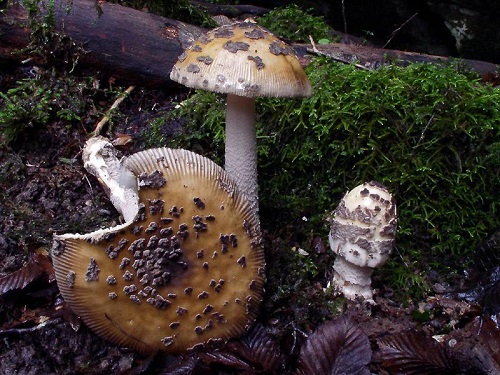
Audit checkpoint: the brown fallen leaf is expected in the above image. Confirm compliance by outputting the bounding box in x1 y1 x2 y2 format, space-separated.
111 133 133 147
378 330 470 375
296 316 371 375
474 315 500 374
227 323 284 373
0 248 54 296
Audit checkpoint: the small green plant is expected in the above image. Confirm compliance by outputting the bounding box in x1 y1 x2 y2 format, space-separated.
108 0 216 28
148 94 226 164
22 0 84 70
0 72 87 144
380 260 432 301
165 58 500 299
258 4 335 43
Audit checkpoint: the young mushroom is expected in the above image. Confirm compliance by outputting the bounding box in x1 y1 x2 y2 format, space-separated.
52 147 265 354
327 181 397 302
170 21 312 217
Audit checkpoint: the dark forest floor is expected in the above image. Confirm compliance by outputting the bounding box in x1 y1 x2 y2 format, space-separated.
0 64 499 374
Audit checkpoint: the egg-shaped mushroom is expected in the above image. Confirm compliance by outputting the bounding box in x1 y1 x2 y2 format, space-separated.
327 181 397 302
52 147 265 354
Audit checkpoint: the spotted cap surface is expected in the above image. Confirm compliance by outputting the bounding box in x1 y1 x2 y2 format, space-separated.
170 21 312 98
328 181 397 268
52 148 265 354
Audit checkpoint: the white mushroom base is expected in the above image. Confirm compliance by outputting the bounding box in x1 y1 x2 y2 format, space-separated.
332 256 375 302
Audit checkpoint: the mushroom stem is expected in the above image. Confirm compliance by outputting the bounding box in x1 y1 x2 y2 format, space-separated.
225 94 259 217
331 254 374 302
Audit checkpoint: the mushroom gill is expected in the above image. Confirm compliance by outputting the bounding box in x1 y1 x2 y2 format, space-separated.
52 148 265 354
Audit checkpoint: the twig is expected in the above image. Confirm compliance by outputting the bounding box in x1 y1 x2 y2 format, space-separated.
0 317 62 337
308 35 320 54
382 13 418 49
307 35 370 70
92 85 135 136
414 113 435 150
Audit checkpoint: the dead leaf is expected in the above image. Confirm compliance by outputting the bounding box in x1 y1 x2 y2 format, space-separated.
378 330 462 374
228 323 284 373
111 133 133 147
198 351 253 372
196 324 283 373
297 316 371 375
0 248 54 296
160 354 198 375
474 316 500 373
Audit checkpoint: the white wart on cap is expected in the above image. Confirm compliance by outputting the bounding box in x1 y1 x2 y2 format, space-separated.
52 148 265 354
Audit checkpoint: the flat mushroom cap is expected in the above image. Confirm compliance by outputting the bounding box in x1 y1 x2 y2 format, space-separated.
52 148 265 354
170 21 312 98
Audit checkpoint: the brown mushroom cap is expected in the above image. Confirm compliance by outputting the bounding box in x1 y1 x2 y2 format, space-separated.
52 148 265 354
170 21 312 98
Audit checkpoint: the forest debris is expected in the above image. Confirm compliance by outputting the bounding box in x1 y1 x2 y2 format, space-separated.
297 316 371 375
0 248 54 296
92 85 135 136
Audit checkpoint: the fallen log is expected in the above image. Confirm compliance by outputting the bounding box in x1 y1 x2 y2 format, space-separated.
192 1 270 17
0 0 205 87
298 41 499 76
0 1 497 89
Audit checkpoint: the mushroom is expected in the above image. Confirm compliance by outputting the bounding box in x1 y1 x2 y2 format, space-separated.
82 136 138 222
170 21 312 216
52 147 265 354
327 181 397 302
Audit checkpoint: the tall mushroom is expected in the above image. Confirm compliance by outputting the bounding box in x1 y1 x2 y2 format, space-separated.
327 181 397 302
52 145 265 354
170 21 312 216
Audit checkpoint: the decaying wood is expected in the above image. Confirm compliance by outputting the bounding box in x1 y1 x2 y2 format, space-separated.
192 1 270 18
0 0 205 87
297 42 498 75
0 1 497 89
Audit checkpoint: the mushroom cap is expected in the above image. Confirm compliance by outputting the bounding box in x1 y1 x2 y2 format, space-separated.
170 21 312 98
52 148 265 354
328 181 397 268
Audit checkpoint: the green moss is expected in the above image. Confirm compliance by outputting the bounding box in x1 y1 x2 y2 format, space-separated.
0 73 83 145
107 0 216 28
257 4 335 43
165 59 500 298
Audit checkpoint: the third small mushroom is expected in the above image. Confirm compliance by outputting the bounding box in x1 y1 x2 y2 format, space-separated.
170 21 312 218
327 181 397 303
